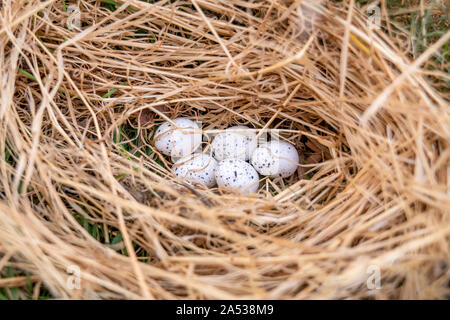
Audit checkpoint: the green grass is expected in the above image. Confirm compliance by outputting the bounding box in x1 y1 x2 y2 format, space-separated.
355 0 449 91
72 213 151 260
111 119 166 172
64 121 162 261
4 143 14 165
111 123 163 200
18 69 131 98
0 267 52 300
6 268 18 300
72 205 149 258
18 68 68 95
101 0 138 12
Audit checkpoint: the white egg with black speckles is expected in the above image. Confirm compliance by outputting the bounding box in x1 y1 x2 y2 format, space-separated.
250 140 299 178
211 125 257 161
215 159 259 194
172 153 217 187
154 118 202 158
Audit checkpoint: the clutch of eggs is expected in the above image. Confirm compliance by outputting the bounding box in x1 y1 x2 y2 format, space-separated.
153 118 300 193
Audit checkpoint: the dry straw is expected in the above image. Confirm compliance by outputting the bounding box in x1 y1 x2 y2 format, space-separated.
0 0 449 299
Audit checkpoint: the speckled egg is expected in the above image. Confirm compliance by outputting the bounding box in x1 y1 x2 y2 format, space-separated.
215 159 259 194
154 118 202 158
172 153 217 187
211 125 257 161
250 140 299 178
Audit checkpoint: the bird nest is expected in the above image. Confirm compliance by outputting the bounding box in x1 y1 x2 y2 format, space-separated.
0 0 448 299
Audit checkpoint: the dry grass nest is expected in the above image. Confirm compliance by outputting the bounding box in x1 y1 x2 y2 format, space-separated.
0 0 449 299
